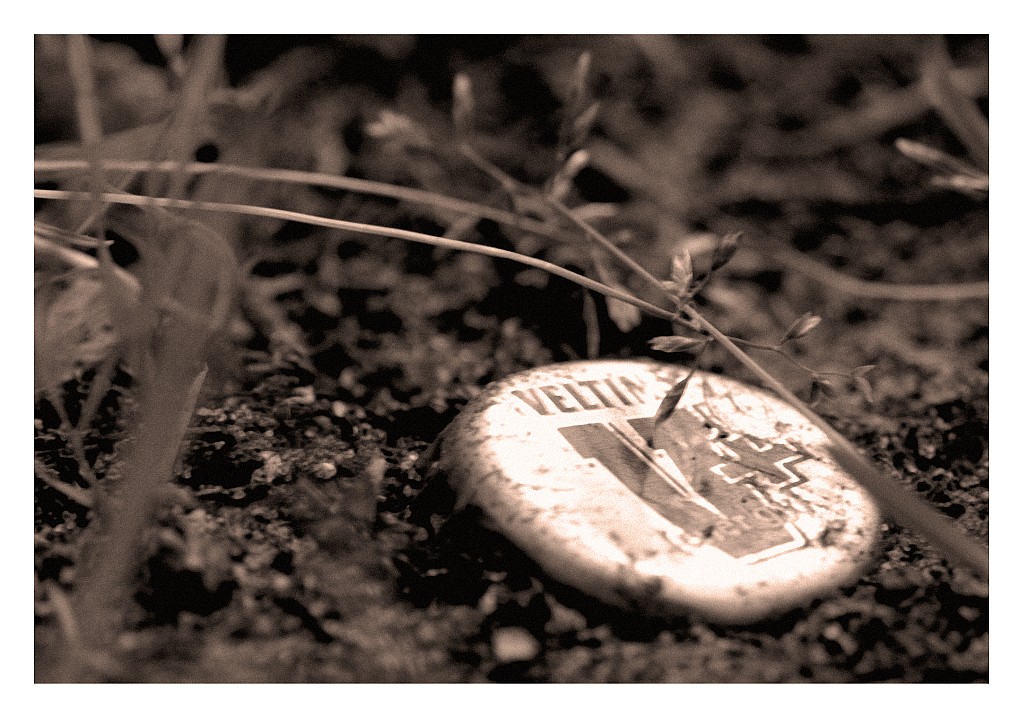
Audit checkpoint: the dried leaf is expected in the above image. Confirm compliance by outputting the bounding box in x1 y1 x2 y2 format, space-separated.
780 312 822 344
649 335 708 353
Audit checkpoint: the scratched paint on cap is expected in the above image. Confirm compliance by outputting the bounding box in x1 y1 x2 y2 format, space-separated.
440 360 881 624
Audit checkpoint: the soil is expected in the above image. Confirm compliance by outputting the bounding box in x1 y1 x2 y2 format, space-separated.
34 35 988 683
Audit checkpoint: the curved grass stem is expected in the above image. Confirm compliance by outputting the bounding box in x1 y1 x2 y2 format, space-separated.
34 158 562 241
34 188 675 324
771 243 988 301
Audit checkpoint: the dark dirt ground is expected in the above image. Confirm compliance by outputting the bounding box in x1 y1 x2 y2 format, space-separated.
33 35 989 684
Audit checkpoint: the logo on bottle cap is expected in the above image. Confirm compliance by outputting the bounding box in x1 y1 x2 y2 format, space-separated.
440 360 880 623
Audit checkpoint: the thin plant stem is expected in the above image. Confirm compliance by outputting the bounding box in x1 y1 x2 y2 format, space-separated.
771 243 988 301
70 362 207 648
64 35 128 451
731 337 849 381
34 189 674 322
34 158 562 240
581 291 601 359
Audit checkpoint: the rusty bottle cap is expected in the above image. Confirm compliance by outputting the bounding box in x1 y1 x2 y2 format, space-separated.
440 360 881 624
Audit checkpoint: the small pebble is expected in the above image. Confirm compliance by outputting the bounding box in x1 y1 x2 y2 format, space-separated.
313 462 338 480
491 627 540 663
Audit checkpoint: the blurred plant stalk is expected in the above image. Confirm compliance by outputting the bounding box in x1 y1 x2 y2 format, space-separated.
68 213 236 658
48 34 237 669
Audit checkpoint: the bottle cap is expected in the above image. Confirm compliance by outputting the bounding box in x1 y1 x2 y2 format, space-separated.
440 360 880 623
